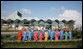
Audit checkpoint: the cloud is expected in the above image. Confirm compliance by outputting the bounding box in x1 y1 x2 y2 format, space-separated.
1 10 10 19
1 1 4 4
50 7 57 11
59 6 65 11
22 9 31 14
57 10 82 26
48 9 82 26
50 6 65 11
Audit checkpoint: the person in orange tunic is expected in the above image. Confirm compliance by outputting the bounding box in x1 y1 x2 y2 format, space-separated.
44 31 48 41
16 28 24 41
39 30 43 40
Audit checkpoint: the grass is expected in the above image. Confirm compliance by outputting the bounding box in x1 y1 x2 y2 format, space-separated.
1 39 82 48
1 30 82 48
1 30 20 32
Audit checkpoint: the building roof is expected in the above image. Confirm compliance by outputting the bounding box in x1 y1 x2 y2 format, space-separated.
8 11 22 20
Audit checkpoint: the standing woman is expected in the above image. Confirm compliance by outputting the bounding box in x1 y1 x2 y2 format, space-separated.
34 29 38 40
38 30 40 40
48 28 51 40
16 28 24 41
42 27 45 40
26 28 29 40
28 28 32 40
59 29 64 40
39 30 43 40
20 28 24 40
50 30 55 40
44 31 48 41
68 29 72 40
22 28 27 41
55 29 59 40
31 27 34 40
64 28 68 40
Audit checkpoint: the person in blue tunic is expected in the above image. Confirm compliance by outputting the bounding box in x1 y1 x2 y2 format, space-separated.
48 28 51 40
28 28 32 40
42 27 45 40
68 29 72 40
22 29 27 41
59 29 64 40
26 28 29 40
31 28 34 40
50 30 55 40
48 28 51 37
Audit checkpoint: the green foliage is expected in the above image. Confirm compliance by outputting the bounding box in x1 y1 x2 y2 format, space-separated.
72 30 82 39
1 40 82 48
1 34 11 40
1 30 20 32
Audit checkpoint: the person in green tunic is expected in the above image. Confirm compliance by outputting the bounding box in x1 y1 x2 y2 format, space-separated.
38 30 40 40
38 30 40 35
64 28 68 40
64 32 69 40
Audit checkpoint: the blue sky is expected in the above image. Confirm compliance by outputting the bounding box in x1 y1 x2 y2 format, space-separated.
1 1 82 26
1 1 82 18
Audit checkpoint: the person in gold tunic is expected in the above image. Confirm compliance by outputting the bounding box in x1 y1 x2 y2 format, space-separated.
44 31 48 41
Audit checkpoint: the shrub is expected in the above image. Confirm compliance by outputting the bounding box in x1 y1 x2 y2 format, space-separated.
72 30 82 39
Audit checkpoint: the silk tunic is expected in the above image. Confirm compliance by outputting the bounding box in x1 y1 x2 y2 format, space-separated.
44 32 48 41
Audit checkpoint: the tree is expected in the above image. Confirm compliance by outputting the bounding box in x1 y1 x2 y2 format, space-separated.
67 20 75 30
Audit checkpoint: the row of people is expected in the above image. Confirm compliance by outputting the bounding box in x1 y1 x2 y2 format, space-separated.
16 28 72 41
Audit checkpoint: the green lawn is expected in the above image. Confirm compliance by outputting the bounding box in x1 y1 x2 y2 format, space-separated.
1 30 82 48
1 39 82 48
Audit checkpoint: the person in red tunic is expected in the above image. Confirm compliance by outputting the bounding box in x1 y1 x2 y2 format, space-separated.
16 28 24 41
55 29 59 40
39 30 43 40
64 28 68 32
34 29 38 40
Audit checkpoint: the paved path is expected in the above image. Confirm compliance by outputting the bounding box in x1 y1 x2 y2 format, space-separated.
1 32 18 34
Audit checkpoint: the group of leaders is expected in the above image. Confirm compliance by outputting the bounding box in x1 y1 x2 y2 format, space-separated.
16 27 72 41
